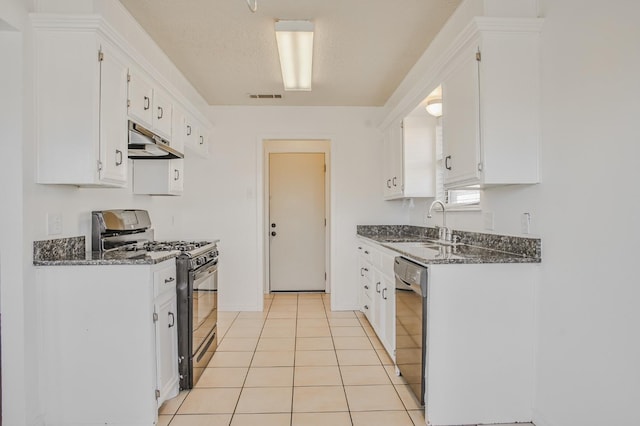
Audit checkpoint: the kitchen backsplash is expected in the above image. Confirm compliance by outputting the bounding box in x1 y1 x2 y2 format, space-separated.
33 236 86 262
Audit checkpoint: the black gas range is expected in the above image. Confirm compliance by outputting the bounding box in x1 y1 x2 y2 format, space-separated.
91 210 219 389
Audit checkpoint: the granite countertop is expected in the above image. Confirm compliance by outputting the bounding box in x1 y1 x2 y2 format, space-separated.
357 225 541 265
33 236 179 266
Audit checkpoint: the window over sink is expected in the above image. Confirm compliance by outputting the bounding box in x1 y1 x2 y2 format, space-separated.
434 118 481 210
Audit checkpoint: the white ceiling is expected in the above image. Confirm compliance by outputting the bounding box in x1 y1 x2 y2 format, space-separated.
119 0 461 107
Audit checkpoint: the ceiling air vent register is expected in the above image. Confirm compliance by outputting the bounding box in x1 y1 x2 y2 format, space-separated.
249 94 283 99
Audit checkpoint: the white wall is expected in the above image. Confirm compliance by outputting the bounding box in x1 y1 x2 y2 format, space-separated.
532 1 640 425
205 106 404 311
403 0 640 424
0 2 30 424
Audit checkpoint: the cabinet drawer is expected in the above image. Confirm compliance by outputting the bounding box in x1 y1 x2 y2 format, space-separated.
154 263 177 297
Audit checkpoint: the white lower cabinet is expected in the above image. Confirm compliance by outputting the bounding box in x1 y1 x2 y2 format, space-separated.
357 240 396 360
36 259 179 425
425 263 536 425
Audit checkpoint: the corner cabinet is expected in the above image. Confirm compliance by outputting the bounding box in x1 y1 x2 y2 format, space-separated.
36 259 179 425
441 18 543 188
34 20 129 187
383 117 436 200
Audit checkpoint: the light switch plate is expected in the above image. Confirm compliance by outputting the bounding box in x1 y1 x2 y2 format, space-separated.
521 212 531 234
483 211 494 231
47 213 63 235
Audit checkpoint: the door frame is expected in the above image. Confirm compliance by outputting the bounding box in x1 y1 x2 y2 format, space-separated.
259 139 332 301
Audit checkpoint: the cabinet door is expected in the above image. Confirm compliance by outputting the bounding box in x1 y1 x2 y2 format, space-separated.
373 272 385 340
442 47 481 187
155 290 179 406
381 273 395 359
153 89 173 140
98 40 128 185
383 122 403 198
171 107 186 153
128 71 154 128
168 159 184 193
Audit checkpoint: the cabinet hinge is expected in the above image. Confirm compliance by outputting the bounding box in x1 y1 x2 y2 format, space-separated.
324 164 326 173
325 272 327 281
127 73 131 82
155 389 160 400
476 50 481 62
98 49 104 62
127 99 131 108
97 160 102 171
324 218 327 226
477 162 483 172
153 312 159 323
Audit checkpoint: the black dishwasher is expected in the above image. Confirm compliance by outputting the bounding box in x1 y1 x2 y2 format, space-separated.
394 256 428 407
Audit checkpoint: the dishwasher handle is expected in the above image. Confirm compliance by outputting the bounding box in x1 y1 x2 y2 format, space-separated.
396 275 424 297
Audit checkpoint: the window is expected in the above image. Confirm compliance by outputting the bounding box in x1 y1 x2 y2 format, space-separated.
434 119 481 209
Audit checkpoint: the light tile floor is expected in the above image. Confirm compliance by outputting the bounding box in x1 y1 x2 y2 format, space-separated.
158 293 535 426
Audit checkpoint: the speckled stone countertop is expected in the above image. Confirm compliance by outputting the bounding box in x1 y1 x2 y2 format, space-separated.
33 236 178 266
357 225 541 265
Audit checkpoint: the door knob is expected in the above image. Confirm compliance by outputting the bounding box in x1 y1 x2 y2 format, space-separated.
271 231 277 236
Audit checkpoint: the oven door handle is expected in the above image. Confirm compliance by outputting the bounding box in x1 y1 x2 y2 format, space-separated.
194 263 218 282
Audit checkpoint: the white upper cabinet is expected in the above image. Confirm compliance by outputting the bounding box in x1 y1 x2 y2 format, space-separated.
181 117 210 159
127 71 174 141
133 159 184 196
34 24 128 187
382 117 436 200
441 18 543 188
127 70 154 129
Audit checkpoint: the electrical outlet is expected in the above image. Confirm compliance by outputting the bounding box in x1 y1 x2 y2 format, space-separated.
483 211 494 231
47 213 63 235
521 212 531 234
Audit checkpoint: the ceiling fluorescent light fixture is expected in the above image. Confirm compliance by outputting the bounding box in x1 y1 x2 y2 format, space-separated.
275 20 314 91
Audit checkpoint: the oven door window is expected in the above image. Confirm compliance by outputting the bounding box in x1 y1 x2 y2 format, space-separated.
192 265 217 353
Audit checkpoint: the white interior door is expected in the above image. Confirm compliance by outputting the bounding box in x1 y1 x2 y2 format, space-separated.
269 153 326 292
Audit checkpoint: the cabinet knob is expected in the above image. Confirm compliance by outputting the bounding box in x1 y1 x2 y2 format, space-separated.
364 285 369 290
271 231 277 236
364 305 369 310
164 277 175 283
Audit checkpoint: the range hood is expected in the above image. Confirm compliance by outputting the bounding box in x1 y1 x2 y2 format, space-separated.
128 121 184 160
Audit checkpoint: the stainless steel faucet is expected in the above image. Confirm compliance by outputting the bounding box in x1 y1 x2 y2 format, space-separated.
427 200 451 243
